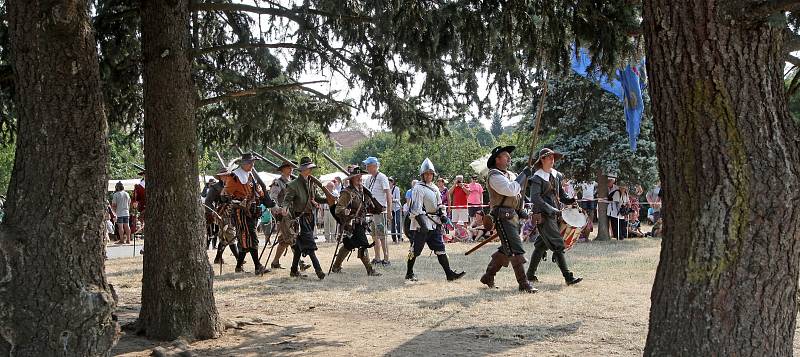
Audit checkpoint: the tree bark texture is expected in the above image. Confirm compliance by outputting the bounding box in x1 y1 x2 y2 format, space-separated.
0 0 118 355
138 0 221 340
642 1 800 355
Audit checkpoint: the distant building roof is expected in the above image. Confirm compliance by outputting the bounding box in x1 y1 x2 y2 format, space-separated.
329 130 368 150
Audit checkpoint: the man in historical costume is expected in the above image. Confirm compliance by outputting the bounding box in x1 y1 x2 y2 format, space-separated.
268 160 311 271
221 152 270 275
331 166 382 276
282 157 329 280
204 165 240 265
479 146 537 293
524 148 583 286
406 158 466 282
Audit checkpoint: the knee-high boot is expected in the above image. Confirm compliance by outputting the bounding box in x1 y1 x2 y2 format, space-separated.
405 255 418 281
510 255 537 293
553 251 582 285
480 251 509 288
526 245 547 282
331 247 350 273
436 254 465 281
359 249 381 276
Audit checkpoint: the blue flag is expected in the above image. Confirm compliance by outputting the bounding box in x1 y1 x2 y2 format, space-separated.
570 47 646 151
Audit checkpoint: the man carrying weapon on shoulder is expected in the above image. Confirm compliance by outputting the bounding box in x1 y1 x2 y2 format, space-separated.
282 157 336 280
479 146 537 293
268 159 311 271
331 166 382 276
221 152 272 275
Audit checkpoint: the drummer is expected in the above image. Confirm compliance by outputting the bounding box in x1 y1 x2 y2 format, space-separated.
523 148 583 286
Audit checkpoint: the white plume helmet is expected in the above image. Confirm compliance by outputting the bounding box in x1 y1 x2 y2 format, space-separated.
419 158 436 176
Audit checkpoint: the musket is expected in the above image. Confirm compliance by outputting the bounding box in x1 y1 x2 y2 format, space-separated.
265 146 336 206
321 151 349 175
251 151 296 180
464 233 500 256
321 151 383 214
327 223 342 274
214 151 227 168
259 221 278 261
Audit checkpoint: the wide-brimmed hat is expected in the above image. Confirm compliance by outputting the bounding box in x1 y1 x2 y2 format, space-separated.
532 148 564 170
133 163 146 176
347 166 367 180
276 160 295 172
298 156 317 170
236 152 261 164
212 165 232 178
487 145 515 169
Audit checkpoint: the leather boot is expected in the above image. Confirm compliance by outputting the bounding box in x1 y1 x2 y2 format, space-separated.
315 269 326 280
480 251 508 288
250 250 270 275
526 245 547 282
271 243 288 269
510 255 537 293
553 251 582 285
436 254 465 281
360 255 382 276
331 248 349 273
405 256 418 281
213 245 226 264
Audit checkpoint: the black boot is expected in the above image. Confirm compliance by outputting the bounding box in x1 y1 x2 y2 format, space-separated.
250 249 269 275
526 245 546 282
405 256 418 281
553 251 582 285
480 251 508 288
235 248 247 273
436 254 465 281
213 244 226 264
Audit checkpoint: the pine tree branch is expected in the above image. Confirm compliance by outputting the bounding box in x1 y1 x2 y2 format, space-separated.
742 0 800 22
297 85 358 110
191 2 371 23
198 81 327 107
193 42 312 56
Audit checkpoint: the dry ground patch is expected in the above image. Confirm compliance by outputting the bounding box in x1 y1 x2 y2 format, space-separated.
106 238 799 356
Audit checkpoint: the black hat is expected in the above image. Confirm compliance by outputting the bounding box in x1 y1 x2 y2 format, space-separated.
276 160 296 172
347 166 367 180
487 145 515 169
532 148 564 170
297 156 317 170
236 152 261 164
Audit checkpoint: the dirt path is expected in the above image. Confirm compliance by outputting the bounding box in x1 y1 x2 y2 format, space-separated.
106 238 797 356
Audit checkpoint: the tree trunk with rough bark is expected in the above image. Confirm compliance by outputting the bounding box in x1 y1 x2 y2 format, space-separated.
0 0 118 355
594 171 611 241
137 0 221 340
642 0 800 355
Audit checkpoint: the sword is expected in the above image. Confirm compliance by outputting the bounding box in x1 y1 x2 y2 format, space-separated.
464 233 499 256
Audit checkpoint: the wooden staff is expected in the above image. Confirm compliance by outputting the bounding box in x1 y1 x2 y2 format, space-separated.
464 233 500 256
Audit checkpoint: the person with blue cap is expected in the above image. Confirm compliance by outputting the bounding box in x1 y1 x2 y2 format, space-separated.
363 156 393 267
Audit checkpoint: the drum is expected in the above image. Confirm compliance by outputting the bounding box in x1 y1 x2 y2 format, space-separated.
560 207 587 251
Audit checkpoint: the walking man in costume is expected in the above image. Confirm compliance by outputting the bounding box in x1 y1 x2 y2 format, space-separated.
282 157 329 280
221 152 269 275
331 166 382 276
204 165 240 265
479 146 537 293
406 158 466 282
524 148 583 285
268 160 305 270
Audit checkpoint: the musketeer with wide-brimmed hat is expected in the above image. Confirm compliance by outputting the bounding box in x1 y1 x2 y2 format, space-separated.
221 152 269 275
524 148 582 286
269 159 310 270
405 158 466 282
479 146 536 293
282 157 330 279
205 164 240 265
331 165 382 276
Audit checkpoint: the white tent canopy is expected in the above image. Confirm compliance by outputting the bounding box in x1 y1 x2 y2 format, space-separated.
319 172 347 183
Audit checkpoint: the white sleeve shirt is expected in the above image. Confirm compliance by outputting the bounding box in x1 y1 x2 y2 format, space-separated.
488 170 521 197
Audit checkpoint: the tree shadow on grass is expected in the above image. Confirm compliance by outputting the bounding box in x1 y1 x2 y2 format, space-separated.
384 321 582 357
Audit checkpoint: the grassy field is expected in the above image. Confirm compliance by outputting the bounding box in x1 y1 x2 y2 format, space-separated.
109 236 676 356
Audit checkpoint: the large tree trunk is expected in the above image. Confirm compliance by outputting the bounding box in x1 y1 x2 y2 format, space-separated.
137 0 220 340
0 0 118 355
594 171 610 241
642 1 800 355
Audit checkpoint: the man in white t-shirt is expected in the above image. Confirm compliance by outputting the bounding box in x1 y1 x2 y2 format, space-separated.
111 182 132 244
605 175 629 240
363 156 393 266
578 181 597 222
